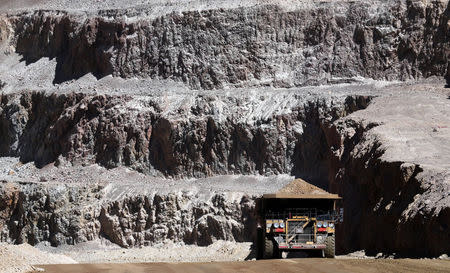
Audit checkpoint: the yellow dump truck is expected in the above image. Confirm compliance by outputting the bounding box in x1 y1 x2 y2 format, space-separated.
255 193 343 259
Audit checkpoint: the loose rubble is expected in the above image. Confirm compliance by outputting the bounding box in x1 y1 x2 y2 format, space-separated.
0 243 76 273
37 239 254 264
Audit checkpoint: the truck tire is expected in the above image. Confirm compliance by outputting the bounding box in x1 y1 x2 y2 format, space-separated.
256 227 264 259
324 235 335 258
263 238 274 259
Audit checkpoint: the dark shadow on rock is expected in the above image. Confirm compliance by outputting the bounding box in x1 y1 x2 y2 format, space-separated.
16 46 112 85
14 14 116 85
149 118 178 175
52 48 114 84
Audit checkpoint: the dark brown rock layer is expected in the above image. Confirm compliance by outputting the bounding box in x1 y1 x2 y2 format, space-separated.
0 91 371 182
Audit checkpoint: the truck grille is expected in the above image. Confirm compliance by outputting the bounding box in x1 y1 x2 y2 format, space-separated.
287 221 313 244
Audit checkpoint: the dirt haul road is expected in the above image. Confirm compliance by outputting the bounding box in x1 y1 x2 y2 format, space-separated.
36 258 450 273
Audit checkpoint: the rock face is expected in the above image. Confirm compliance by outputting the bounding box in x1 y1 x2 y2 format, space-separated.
0 90 372 185
328 92 450 257
0 181 255 248
6 0 450 89
331 123 450 256
1 86 449 257
0 0 449 259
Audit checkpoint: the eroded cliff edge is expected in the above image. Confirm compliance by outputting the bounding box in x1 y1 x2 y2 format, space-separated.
1 0 449 89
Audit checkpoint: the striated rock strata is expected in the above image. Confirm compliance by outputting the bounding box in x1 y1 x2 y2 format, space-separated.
3 0 449 89
0 90 372 185
0 181 255 248
1 86 449 257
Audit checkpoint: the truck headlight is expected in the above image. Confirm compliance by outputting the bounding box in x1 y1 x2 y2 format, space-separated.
274 222 279 228
323 222 328 228
317 222 323 228
329 222 334 228
279 222 285 228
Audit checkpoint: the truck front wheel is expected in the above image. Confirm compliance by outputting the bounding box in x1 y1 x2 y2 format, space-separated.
324 234 335 258
263 238 274 259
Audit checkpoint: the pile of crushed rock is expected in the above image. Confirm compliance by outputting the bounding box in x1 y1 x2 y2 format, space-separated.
277 178 329 195
0 243 76 273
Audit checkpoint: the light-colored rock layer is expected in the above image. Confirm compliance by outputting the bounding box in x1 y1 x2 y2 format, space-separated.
0 243 76 273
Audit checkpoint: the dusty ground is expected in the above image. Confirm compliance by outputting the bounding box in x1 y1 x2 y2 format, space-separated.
36 258 450 273
2 240 449 273
0 157 295 195
35 240 254 264
0 243 76 273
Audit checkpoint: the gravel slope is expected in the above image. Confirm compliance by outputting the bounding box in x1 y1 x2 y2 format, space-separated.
36 239 253 264
0 243 76 273
0 0 364 13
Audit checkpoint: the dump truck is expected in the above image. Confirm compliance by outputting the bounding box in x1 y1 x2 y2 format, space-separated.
255 193 343 259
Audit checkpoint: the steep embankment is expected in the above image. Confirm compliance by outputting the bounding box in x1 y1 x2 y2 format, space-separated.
329 89 450 256
1 85 449 257
2 0 449 89
0 179 256 248
0 89 372 182
0 87 370 249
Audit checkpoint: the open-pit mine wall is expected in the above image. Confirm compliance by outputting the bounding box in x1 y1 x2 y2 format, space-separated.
3 0 449 88
1 90 449 257
0 0 449 258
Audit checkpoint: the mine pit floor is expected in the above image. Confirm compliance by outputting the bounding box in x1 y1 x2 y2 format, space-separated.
35 258 450 273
